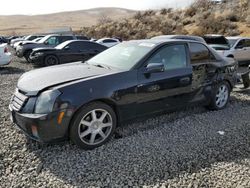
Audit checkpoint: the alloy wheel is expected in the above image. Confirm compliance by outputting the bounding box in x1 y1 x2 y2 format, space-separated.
78 109 113 145
215 84 229 108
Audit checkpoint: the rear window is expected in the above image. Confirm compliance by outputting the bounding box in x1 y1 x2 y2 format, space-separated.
189 43 214 63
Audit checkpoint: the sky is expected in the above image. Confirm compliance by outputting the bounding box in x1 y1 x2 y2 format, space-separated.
1 0 193 15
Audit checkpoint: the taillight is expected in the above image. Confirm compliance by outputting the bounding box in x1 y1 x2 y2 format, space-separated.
4 47 8 53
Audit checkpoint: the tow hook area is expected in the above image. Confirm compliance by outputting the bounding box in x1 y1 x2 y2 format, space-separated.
236 66 250 90
241 70 250 89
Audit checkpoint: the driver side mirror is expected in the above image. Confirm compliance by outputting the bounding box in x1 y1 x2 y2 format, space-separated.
44 41 49 45
144 63 165 74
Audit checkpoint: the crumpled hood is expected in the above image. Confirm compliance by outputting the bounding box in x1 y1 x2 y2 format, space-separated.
17 62 115 96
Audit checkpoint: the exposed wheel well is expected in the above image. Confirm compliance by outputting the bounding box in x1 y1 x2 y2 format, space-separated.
223 79 233 91
44 55 60 65
23 50 32 58
227 54 234 58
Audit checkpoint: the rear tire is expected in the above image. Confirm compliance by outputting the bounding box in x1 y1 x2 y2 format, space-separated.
70 102 117 150
44 55 59 66
207 81 230 110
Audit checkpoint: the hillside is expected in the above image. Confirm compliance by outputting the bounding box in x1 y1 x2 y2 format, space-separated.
0 8 135 35
82 0 250 39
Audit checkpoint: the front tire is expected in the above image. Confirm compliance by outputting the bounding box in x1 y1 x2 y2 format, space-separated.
70 102 117 150
44 55 59 66
207 81 230 110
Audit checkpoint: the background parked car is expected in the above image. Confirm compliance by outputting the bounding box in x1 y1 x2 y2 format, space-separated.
203 35 231 51
29 40 107 66
96 38 120 47
0 44 11 66
13 37 44 50
224 37 250 65
10 35 44 47
6 36 21 44
204 35 250 65
151 35 206 43
15 34 77 62
0 36 8 44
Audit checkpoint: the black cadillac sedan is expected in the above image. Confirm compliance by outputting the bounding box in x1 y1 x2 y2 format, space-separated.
29 40 107 66
9 39 237 149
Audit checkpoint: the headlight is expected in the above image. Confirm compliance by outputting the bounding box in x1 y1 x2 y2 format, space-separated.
34 52 44 56
35 90 61 114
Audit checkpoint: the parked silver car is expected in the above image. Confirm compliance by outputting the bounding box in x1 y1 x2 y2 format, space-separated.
203 35 250 65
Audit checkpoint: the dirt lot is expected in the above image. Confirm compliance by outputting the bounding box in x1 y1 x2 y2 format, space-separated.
0 52 250 187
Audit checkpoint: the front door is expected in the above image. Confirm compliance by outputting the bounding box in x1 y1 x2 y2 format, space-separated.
136 44 193 116
234 39 249 62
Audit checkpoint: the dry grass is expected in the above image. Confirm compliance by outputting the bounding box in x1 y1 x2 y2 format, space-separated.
82 0 250 39
0 8 135 35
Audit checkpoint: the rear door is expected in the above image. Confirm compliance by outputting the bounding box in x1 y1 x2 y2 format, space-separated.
243 39 250 61
136 43 193 116
188 42 218 101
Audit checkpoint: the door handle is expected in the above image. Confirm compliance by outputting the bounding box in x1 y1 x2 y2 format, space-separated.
179 77 190 84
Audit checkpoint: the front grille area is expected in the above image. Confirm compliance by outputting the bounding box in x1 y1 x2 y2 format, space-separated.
10 90 28 111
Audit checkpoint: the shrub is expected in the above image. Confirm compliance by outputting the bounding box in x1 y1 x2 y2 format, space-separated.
246 15 250 25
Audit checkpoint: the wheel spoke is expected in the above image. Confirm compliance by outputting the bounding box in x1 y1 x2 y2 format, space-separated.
100 123 112 129
91 110 97 121
80 128 92 138
99 129 106 139
80 120 91 127
99 111 108 122
90 133 97 144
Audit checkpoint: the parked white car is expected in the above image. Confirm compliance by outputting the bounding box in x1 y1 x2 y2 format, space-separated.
10 35 44 48
224 37 250 64
96 38 120 48
0 44 11 66
13 37 43 50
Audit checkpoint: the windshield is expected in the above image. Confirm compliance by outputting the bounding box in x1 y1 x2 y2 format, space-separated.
227 39 238 47
87 42 154 70
24 35 31 40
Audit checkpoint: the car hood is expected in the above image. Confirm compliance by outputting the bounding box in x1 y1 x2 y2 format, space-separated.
17 62 116 96
203 36 230 49
22 41 40 45
32 47 58 52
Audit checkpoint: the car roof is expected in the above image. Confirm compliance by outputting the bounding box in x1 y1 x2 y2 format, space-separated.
128 39 204 46
151 35 205 42
226 36 250 40
59 40 101 45
97 38 118 41
204 34 225 37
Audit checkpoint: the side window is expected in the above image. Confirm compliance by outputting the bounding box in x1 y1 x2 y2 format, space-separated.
189 43 211 63
235 39 245 49
88 43 107 51
59 36 73 43
147 44 187 70
67 42 80 51
245 39 250 48
46 36 59 45
29 36 37 41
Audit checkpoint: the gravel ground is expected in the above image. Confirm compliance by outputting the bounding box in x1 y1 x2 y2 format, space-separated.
0 52 250 188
